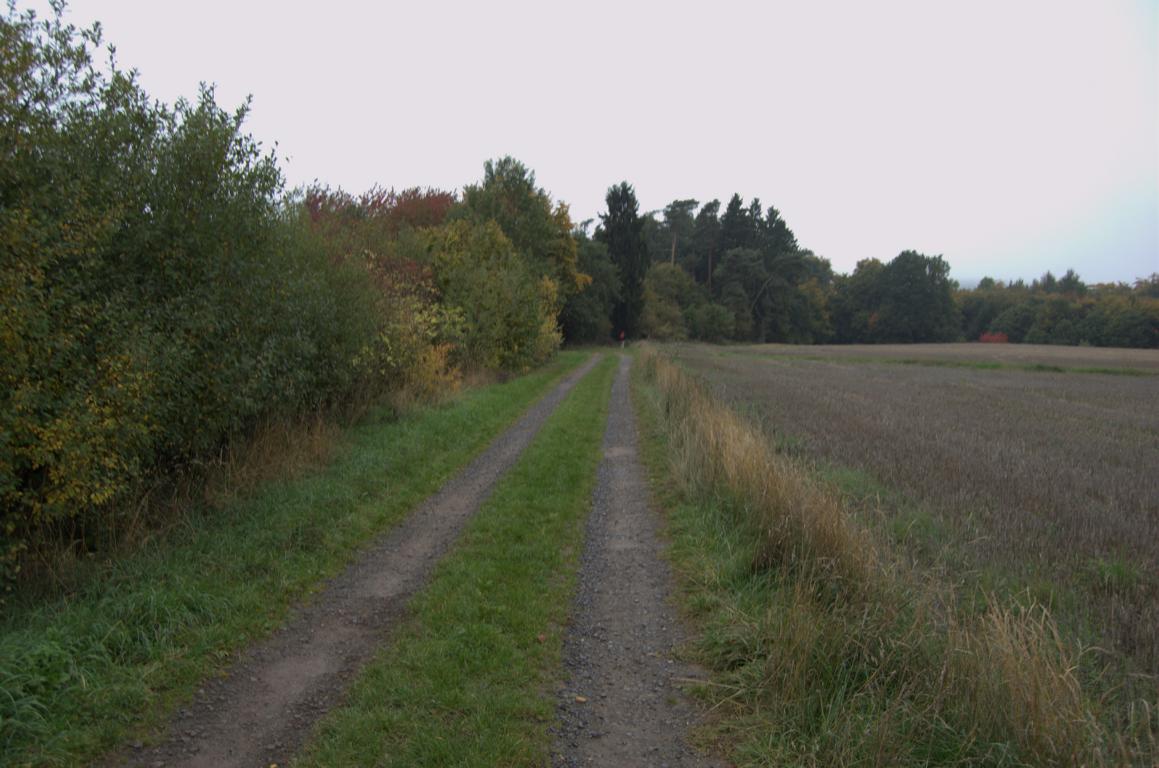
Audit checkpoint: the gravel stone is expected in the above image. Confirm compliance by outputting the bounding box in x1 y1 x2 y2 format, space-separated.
552 355 722 767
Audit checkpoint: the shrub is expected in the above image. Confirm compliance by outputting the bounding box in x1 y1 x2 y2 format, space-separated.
428 221 561 371
559 235 620 344
0 7 384 578
685 303 734 342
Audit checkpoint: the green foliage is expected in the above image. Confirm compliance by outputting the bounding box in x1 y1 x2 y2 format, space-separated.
791 277 835 343
428 221 561 371
598 182 650 337
631 192 1157 350
685 303 734 342
644 198 698 272
455 156 583 306
638 264 695 340
293 187 463 401
874 251 960 342
990 301 1038 343
0 10 577 586
831 252 959 343
1080 294 1158 348
636 262 739 343
0 353 590 767
962 273 1159 348
687 200 721 285
560 233 621 343
0 5 391 576
635 194 830 344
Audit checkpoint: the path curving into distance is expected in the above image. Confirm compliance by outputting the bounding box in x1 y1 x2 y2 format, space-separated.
553 355 722 767
109 354 602 768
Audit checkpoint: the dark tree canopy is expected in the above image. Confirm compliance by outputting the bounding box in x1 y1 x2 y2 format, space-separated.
597 182 649 338
690 200 722 286
831 252 959 342
559 232 622 344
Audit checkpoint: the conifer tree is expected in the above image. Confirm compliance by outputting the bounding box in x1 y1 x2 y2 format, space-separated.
598 182 650 337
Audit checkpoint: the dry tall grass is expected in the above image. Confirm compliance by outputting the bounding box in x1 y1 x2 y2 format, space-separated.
639 346 1155 766
654 353 875 591
202 412 344 508
676 343 1159 675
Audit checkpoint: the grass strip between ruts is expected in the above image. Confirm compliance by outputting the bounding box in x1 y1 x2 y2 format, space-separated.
297 354 617 767
0 351 591 768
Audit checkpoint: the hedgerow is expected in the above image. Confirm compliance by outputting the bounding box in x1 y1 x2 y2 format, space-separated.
0 6 573 586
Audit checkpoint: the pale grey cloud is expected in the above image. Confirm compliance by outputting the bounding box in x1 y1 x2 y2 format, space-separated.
29 0 1159 282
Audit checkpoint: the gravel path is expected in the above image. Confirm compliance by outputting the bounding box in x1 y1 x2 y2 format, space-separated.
107 355 601 768
553 355 721 768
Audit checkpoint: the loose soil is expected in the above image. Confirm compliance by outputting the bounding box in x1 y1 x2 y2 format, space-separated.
552 355 721 767
106 354 601 768
722 341 1159 371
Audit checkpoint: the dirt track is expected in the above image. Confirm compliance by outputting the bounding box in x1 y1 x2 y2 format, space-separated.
108 355 600 768
552 355 721 767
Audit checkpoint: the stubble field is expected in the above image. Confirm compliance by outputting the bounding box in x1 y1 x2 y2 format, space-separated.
670 342 1159 677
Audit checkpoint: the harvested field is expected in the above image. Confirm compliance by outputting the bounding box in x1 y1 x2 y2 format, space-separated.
671 343 1159 676
727 341 1159 372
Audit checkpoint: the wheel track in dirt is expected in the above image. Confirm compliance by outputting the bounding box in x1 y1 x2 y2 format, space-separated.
553 355 722 767
105 354 602 768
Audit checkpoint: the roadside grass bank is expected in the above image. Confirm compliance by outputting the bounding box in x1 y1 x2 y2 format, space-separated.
671 342 1159 678
0 351 590 768
631 346 1156 767
297 355 616 767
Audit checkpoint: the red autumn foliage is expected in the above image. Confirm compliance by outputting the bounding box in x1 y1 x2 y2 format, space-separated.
304 185 455 236
979 331 1009 343
387 187 456 231
365 253 438 304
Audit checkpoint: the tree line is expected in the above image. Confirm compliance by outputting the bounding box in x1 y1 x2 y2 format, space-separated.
3 4 1155 584
562 184 1159 350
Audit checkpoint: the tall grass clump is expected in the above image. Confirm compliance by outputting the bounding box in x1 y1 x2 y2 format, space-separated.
649 347 874 592
637 346 1155 766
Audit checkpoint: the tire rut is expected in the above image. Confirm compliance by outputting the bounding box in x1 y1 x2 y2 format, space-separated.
553 355 721 767
105 354 602 768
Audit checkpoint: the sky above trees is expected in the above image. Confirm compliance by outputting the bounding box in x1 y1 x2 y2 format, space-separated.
25 0 1159 284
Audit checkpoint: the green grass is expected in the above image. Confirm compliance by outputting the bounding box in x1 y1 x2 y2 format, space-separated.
296 354 617 767
0 351 591 768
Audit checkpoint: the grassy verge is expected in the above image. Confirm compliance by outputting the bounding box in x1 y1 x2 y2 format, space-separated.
630 346 1156 767
296 355 616 767
0 351 591 768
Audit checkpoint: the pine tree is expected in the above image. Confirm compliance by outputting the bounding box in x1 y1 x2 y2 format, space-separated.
598 182 649 338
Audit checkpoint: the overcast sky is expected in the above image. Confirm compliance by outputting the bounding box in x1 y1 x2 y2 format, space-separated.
30 0 1159 284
